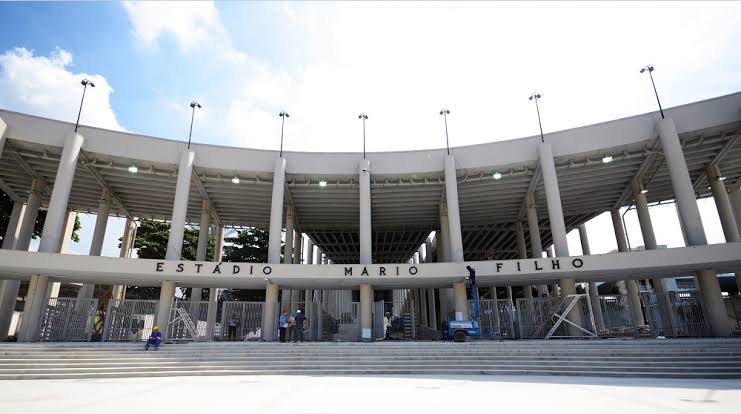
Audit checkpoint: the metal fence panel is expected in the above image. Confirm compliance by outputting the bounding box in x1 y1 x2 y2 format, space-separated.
468 299 515 339
516 295 596 339
315 291 361 341
642 291 710 337
725 297 741 331
599 294 637 337
277 300 314 342
102 299 158 342
220 301 263 341
380 300 416 340
168 300 209 340
39 298 98 342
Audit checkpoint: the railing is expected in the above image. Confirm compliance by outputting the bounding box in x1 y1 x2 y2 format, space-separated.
39 298 98 342
102 299 159 342
598 294 638 337
468 299 515 339
642 291 710 337
516 295 596 339
220 301 263 341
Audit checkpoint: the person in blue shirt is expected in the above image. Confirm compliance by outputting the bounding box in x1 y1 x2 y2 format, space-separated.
278 311 288 342
145 325 162 350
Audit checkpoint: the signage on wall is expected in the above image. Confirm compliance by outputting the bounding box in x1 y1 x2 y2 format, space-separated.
153 258 584 277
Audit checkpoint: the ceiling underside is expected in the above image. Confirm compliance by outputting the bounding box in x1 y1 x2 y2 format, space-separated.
1 121 739 264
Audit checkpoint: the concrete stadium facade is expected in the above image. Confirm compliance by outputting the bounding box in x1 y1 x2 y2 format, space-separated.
1 92 741 342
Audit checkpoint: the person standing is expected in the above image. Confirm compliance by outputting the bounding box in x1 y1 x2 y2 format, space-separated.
293 309 306 342
227 314 238 341
278 311 289 342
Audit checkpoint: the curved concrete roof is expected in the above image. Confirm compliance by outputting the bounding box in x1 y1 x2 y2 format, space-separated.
1 92 740 264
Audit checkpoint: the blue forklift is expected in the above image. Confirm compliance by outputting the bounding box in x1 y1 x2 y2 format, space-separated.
446 265 482 342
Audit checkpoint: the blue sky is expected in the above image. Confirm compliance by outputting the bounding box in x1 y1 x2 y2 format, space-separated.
1 1 740 259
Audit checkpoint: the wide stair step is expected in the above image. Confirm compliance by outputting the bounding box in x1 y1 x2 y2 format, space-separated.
2 338 741 380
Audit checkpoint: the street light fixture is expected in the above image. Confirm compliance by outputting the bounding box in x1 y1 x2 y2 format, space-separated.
75 79 96 132
439 108 451 155
358 113 368 159
279 111 290 157
640 65 664 119
188 101 202 149
528 93 544 143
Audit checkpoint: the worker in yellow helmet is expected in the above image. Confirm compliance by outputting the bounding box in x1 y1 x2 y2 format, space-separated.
145 325 162 351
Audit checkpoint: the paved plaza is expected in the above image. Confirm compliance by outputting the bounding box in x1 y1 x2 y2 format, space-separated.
1 375 740 413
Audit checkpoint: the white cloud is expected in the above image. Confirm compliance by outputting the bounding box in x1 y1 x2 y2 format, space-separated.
122 1 246 63
0 47 124 131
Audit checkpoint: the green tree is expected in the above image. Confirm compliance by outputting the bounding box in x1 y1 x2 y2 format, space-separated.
223 227 272 263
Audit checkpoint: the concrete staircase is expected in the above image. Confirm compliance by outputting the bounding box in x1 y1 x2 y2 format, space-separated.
2 338 741 380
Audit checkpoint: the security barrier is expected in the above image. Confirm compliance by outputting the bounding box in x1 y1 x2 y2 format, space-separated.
39 297 98 342
642 291 710 337
168 300 209 340
598 294 637 337
381 300 417 340
220 301 263 341
102 299 158 341
516 295 596 339
469 299 515 339
316 292 360 341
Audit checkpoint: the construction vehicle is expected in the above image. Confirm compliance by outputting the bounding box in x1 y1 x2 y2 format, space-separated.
446 265 482 342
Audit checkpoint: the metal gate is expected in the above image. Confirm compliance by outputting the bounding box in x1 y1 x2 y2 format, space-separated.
598 294 637 337
277 299 314 341
311 290 360 341
168 300 209 340
469 299 515 339
381 300 416 340
642 291 710 337
39 298 98 342
517 295 596 339
220 301 263 341
102 299 158 341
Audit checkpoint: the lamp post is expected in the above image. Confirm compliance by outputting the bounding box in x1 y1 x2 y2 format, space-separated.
358 113 368 159
640 64 664 119
528 93 544 143
439 108 451 155
75 79 95 132
279 111 289 157
188 101 202 149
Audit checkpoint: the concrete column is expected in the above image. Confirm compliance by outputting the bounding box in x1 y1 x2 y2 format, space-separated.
314 247 321 265
658 119 729 336
1 201 24 250
579 224 605 332
262 281 279 341
0 182 43 338
538 142 581 334
444 155 464 262
706 166 741 294
155 148 194 337
436 220 452 321
112 218 136 301
18 132 84 342
632 180 667 292
268 157 287 264
611 209 645 325
264 157 286 341
515 221 532 298
453 282 467 320
419 288 428 327
206 225 224 339
284 210 295 264
526 193 548 297
0 201 24 338
45 211 77 299
0 117 6 156
731 186 741 237
360 284 373 341
359 159 372 264
305 237 314 264
427 288 437 329
190 201 210 302
292 231 302 264
77 190 112 299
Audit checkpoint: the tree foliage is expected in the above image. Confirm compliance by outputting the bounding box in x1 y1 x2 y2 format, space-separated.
223 227 272 263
